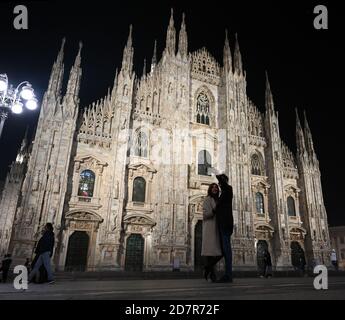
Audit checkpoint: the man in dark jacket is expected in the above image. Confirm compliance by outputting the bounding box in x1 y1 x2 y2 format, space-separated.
28 223 55 284
264 250 273 278
0 254 13 283
215 174 233 283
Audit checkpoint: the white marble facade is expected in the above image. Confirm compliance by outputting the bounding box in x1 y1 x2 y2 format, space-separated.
0 11 331 271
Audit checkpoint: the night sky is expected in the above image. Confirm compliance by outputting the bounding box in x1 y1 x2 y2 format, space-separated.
0 1 343 226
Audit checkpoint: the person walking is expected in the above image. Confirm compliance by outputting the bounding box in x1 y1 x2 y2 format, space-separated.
0 254 13 283
263 250 273 278
215 174 234 283
201 183 222 283
299 254 306 276
24 258 31 274
28 223 55 284
331 249 339 271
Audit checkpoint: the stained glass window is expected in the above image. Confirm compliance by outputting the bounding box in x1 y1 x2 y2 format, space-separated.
251 154 264 176
78 170 95 198
196 93 210 125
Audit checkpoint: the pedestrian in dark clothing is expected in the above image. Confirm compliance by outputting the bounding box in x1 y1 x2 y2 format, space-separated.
215 174 233 283
299 254 306 276
31 254 48 283
28 223 55 284
264 250 273 278
0 254 13 283
24 258 31 274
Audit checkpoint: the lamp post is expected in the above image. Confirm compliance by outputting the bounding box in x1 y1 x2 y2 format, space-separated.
0 73 38 140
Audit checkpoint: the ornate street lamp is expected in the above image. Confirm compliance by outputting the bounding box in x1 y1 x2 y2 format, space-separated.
0 73 38 139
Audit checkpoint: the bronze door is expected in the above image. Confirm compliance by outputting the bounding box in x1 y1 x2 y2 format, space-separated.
125 234 145 271
65 231 89 272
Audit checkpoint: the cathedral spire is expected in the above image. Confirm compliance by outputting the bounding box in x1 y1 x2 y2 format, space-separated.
110 68 119 102
16 127 29 164
142 59 147 77
165 8 176 56
64 42 82 100
178 13 188 58
151 40 157 72
234 33 243 75
296 108 307 157
47 38 65 96
223 29 232 73
121 25 134 75
265 71 275 113
303 110 316 157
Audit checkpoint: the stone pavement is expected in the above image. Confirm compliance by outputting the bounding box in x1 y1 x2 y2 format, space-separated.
0 276 345 300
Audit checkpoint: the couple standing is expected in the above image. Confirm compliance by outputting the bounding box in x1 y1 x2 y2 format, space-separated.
201 174 233 283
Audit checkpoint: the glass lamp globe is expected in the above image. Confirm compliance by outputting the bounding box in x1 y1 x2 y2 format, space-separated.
0 78 7 92
20 85 34 100
26 98 38 110
12 102 23 114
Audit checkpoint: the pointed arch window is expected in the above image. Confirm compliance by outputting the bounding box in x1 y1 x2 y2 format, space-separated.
78 170 95 198
255 192 265 215
133 177 146 203
251 154 264 176
134 131 148 158
196 93 210 125
287 197 296 217
198 150 212 176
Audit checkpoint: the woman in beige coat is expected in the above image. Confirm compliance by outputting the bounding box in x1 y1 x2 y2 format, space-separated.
201 183 223 282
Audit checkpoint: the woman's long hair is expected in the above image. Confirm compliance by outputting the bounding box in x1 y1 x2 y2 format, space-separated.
207 183 219 199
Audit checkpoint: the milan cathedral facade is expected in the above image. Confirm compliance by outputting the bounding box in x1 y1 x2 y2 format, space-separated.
0 11 331 271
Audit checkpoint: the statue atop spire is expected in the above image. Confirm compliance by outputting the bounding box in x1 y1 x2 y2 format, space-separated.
296 108 307 157
47 38 66 97
16 127 29 164
304 111 316 158
65 42 83 99
151 40 157 72
223 29 232 72
142 58 147 77
121 25 134 75
265 71 274 113
234 33 243 75
165 8 176 56
178 13 188 58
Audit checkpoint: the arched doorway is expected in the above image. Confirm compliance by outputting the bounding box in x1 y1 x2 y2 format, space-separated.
291 241 306 271
65 231 89 272
257 240 269 276
194 221 203 271
125 234 144 271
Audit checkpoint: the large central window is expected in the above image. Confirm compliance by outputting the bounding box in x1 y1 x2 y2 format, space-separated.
287 197 296 217
255 192 265 215
196 93 210 125
133 177 146 203
134 131 148 158
198 150 212 176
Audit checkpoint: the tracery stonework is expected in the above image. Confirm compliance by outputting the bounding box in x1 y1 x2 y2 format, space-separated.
0 11 331 270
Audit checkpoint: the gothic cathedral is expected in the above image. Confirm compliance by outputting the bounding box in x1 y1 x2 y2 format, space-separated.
0 11 331 272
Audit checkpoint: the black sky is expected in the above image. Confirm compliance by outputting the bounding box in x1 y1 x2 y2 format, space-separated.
0 0 343 226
